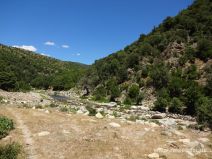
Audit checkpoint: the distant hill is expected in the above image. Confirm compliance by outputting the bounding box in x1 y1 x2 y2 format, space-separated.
0 44 88 91
83 0 212 127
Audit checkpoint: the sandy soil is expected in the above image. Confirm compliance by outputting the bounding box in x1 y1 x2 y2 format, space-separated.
0 104 211 159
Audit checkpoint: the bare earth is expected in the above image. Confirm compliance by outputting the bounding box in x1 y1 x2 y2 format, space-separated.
0 105 211 159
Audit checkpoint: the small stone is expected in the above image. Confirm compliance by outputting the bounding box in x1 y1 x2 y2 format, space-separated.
76 110 84 114
38 131 50 136
45 110 50 114
109 122 121 128
198 138 210 143
147 152 160 159
83 111 89 116
95 112 103 119
106 114 115 119
62 130 70 134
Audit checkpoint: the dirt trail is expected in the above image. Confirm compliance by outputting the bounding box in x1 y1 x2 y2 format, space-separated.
0 105 211 159
6 107 38 159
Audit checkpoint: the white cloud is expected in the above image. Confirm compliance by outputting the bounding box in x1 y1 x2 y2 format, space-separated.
44 41 55 46
13 45 37 52
61 44 69 48
71 53 80 56
41 53 50 57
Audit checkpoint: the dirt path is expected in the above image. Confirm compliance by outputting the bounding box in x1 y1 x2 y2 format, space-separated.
6 107 38 159
0 105 211 159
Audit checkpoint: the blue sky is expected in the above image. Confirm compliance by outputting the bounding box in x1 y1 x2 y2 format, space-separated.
0 0 193 64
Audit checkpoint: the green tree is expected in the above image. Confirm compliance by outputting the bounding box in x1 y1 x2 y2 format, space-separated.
0 72 16 91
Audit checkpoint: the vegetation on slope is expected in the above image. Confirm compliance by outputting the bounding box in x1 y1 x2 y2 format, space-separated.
0 44 88 91
83 0 212 127
0 116 21 159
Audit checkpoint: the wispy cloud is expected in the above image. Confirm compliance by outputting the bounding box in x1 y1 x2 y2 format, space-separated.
44 41 55 46
41 53 50 57
72 53 81 56
13 45 37 52
61 44 69 48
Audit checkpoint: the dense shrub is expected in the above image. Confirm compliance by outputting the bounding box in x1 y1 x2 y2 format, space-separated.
86 106 97 116
153 97 168 112
196 97 212 128
149 63 169 89
93 85 107 101
0 116 14 139
196 39 212 61
123 97 132 105
0 143 21 159
169 97 185 114
128 84 140 99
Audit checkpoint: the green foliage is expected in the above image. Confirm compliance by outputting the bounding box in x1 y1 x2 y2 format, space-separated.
149 63 169 89
0 116 14 139
196 39 212 61
196 97 212 128
0 143 21 159
169 97 185 114
128 84 139 99
123 97 132 106
184 82 203 115
86 106 97 116
0 72 16 91
168 76 185 97
92 85 107 101
0 44 87 91
153 97 168 112
106 79 120 101
59 107 69 112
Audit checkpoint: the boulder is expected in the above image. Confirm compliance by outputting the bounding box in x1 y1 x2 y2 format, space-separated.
158 118 176 127
109 122 121 128
151 113 166 119
76 110 84 114
95 112 103 119
147 152 160 159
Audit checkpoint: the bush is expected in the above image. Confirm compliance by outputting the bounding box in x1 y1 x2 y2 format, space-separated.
86 106 97 116
0 116 14 139
0 143 21 159
59 107 69 112
196 97 212 128
128 84 139 99
149 63 169 89
106 79 120 101
123 97 132 105
136 93 144 105
168 97 185 114
153 97 168 112
93 85 107 101
196 39 212 61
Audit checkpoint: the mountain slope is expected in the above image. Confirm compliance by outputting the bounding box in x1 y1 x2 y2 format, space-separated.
83 0 212 127
0 44 88 91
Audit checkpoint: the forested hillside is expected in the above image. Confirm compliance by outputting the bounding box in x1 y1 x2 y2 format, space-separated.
0 44 87 91
83 0 212 127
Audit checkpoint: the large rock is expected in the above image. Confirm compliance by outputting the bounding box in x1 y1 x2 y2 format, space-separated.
147 152 160 159
158 118 176 127
151 113 166 119
109 122 121 128
101 102 117 107
95 112 103 119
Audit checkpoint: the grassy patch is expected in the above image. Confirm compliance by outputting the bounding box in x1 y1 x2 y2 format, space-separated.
85 106 97 116
0 142 22 159
0 116 14 139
